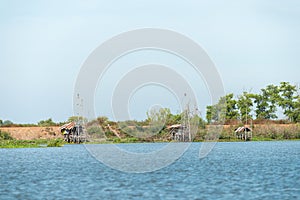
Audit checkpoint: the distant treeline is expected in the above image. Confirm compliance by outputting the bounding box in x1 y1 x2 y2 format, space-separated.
0 116 89 127
0 118 65 127
206 82 300 124
1 82 299 128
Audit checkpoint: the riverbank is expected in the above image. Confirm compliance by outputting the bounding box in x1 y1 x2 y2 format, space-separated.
1 123 299 148
1 136 299 148
0 139 64 148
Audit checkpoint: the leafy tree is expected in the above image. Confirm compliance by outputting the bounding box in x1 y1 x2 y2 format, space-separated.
292 96 300 122
206 105 213 123
253 84 279 119
237 92 254 123
206 105 221 123
252 93 267 119
192 114 206 129
278 82 299 122
206 97 226 123
224 93 239 121
0 119 2 126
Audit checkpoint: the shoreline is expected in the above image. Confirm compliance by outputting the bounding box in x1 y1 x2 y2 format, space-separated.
1 124 299 148
1 138 300 149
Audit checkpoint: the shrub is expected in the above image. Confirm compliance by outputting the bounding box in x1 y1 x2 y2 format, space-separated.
0 130 13 140
38 118 57 127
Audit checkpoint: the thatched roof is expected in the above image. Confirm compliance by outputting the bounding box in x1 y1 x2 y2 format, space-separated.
167 124 183 129
60 122 75 131
234 126 252 133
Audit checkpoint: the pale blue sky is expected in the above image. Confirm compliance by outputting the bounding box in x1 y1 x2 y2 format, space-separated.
0 0 299 123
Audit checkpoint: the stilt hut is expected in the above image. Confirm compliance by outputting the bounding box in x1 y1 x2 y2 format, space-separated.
168 124 190 142
234 126 252 141
60 122 85 143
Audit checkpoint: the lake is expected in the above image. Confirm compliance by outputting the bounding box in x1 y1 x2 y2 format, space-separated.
0 141 299 199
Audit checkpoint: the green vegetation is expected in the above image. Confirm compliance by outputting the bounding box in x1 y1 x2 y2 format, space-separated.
67 116 88 123
3 119 64 128
0 130 64 148
0 138 65 148
0 130 13 140
0 120 16 127
0 118 64 127
0 139 45 148
38 118 57 126
47 139 64 147
207 82 300 124
0 81 299 146
2 120 13 126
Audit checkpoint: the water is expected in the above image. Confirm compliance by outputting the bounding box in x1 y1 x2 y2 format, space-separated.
0 141 299 199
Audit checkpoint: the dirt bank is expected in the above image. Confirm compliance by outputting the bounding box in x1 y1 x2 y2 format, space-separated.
0 126 63 140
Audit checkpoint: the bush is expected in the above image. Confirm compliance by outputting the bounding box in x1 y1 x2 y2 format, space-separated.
38 118 57 127
0 130 13 140
87 126 104 136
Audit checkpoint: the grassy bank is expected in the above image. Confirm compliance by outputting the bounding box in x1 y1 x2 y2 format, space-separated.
0 130 64 148
0 139 64 148
1 123 300 148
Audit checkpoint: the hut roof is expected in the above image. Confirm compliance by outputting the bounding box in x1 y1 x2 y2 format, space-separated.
167 124 183 129
60 122 75 130
234 126 252 133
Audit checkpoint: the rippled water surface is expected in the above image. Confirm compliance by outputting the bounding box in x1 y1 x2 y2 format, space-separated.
0 141 299 199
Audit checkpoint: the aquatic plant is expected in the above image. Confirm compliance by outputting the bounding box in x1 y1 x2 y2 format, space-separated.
47 139 64 147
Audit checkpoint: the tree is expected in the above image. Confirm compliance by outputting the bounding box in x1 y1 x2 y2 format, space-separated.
206 105 213 123
292 96 300 122
224 93 239 121
253 84 279 120
192 114 206 129
278 82 299 122
205 82 300 123
252 93 267 119
237 92 254 123
206 96 227 123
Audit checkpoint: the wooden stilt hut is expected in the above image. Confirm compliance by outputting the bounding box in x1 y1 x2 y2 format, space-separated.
60 122 85 143
234 126 252 141
168 124 190 142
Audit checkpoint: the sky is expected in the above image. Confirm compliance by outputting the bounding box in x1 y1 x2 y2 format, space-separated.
0 0 299 123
